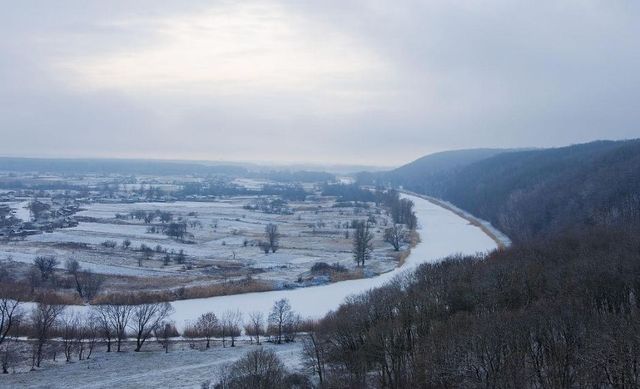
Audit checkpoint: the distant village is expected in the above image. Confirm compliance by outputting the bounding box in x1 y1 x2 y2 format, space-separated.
0 193 80 239
0 173 320 240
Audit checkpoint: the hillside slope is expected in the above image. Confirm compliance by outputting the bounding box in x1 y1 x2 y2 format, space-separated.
315 140 640 387
357 148 509 190
380 140 640 242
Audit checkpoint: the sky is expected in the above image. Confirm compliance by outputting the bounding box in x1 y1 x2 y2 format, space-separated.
1 1 639 167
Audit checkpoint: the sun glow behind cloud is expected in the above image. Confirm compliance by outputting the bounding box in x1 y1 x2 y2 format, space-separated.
2 1 638 165
57 2 387 107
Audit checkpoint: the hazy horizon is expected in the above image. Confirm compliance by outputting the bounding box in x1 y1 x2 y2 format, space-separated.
1 1 639 165
0 153 394 172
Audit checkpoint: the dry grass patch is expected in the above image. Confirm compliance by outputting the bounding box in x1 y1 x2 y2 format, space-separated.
330 267 364 282
94 278 276 304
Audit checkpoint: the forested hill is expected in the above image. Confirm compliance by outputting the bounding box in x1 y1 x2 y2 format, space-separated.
363 139 640 242
316 141 640 387
356 148 509 190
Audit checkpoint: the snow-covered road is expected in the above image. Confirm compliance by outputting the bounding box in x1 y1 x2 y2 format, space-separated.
168 194 497 328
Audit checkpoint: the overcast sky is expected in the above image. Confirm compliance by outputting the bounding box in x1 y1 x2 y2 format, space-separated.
1 1 639 167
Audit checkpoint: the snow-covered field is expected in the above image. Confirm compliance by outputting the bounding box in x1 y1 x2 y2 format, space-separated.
13 200 31 221
1 196 401 284
52 194 497 330
168 194 497 328
0 194 500 389
4 200 31 221
0 341 304 389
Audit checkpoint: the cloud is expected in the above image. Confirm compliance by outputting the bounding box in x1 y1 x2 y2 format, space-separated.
0 0 638 166
56 3 387 111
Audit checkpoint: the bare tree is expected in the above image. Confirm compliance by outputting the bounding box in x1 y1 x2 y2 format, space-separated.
33 256 58 281
96 303 133 352
0 292 21 374
129 302 174 352
302 331 327 385
268 298 293 344
265 223 280 253
80 315 99 360
1 340 19 374
78 271 104 301
159 211 173 224
30 302 65 368
384 224 407 251
154 321 177 353
65 258 81 277
165 222 188 241
92 306 114 352
60 312 79 362
258 241 271 254
175 249 187 264
247 311 265 345
143 211 154 224
0 296 21 346
282 314 301 343
64 258 83 297
221 309 242 348
195 312 219 349
352 221 373 267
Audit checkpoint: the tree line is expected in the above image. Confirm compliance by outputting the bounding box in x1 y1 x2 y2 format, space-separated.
0 295 310 375
300 225 640 387
370 139 640 243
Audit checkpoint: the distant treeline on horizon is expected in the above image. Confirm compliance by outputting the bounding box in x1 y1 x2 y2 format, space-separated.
0 157 335 182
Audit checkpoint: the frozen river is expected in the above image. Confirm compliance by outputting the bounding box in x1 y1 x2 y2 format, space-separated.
168 193 497 328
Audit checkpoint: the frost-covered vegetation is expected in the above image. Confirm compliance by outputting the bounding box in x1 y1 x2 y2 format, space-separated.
0 171 417 306
311 140 640 387
4 140 637 388
0 187 494 386
0 294 314 386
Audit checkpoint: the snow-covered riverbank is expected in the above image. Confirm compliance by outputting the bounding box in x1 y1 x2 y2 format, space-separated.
26 194 499 329
403 191 512 248
167 193 497 328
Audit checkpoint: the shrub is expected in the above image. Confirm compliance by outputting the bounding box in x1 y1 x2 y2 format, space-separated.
101 240 117 249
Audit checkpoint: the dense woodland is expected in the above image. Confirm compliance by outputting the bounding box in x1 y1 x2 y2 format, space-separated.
361 140 640 242
306 226 640 387
312 140 640 387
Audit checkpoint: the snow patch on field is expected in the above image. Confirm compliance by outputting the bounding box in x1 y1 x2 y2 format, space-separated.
13 201 31 221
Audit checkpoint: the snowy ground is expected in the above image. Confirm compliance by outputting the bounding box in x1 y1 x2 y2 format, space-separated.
46 194 498 330
0 341 304 389
10 200 31 222
167 194 497 329
2 194 501 388
0 195 401 287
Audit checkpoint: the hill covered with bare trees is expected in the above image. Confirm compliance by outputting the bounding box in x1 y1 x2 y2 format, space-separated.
308 139 640 387
361 139 640 243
